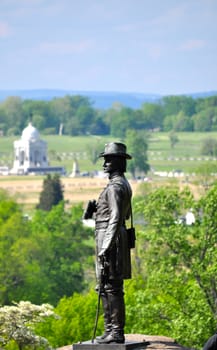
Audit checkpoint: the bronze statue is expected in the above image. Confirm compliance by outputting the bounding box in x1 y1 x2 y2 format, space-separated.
84 142 133 344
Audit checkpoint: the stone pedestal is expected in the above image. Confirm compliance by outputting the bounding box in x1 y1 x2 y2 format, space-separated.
73 340 149 350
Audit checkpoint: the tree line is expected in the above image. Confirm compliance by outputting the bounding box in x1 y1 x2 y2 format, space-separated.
1 94 217 137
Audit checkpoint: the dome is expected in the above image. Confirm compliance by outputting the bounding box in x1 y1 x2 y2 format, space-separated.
21 123 40 141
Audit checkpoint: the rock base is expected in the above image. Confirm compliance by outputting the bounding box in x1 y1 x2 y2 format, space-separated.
73 340 149 350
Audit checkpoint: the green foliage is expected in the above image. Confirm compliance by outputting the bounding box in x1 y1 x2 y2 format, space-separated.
37 290 104 347
173 111 194 131
162 95 196 117
132 184 217 348
201 137 217 157
37 174 64 211
0 190 94 306
125 274 212 345
141 103 164 130
169 131 179 149
2 97 25 134
0 191 31 305
0 301 56 350
193 107 217 132
110 107 135 138
125 129 150 178
0 189 20 224
29 203 94 305
85 139 105 165
31 114 46 131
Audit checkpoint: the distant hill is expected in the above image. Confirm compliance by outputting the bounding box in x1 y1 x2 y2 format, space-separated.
0 89 161 109
0 89 216 109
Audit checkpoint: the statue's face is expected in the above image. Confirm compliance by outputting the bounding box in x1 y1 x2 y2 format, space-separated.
103 155 126 174
103 156 119 174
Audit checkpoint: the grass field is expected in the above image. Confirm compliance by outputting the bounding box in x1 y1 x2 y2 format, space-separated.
1 132 216 174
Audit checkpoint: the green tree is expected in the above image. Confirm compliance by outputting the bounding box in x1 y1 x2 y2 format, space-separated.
193 109 213 131
30 203 94 304
31 114 46 131
49 96 73 134
125 129 150 178
162 95 196 116
2 96 24 135
50 95 98 136
110 107 135 138
195 95 217 113
104 104 122 134
85 139 105 165
0 189 20 223
162 114 175 131
38 290 102 347
173 111 193 131
141 103 164 130
0 192 34 305
22 100 56 133
0 191 49 305
37 174 64 211
89 113 109 135
201 137 217 157
132 184 217 348
0 107 7 135
75 105 95 134
169 131 179 149
0 193 94 305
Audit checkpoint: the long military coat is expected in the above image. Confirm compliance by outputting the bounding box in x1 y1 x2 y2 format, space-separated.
95 171 132 281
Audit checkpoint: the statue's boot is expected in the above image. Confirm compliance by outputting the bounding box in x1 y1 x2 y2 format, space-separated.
97 290 125 344
96 292 112 340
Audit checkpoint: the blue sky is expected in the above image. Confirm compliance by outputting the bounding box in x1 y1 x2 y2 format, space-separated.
0 0 217 95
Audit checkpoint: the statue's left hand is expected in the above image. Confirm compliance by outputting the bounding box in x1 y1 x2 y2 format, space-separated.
98 251 109 269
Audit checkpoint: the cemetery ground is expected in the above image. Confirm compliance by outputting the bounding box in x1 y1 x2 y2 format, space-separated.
1 132 217 174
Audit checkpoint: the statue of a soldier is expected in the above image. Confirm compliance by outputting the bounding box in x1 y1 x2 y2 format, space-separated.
84 142 133 344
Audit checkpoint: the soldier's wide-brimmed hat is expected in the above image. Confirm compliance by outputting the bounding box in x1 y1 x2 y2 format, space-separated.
99 142 132 159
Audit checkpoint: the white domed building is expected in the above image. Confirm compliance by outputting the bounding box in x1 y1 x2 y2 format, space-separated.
11 123 65 175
